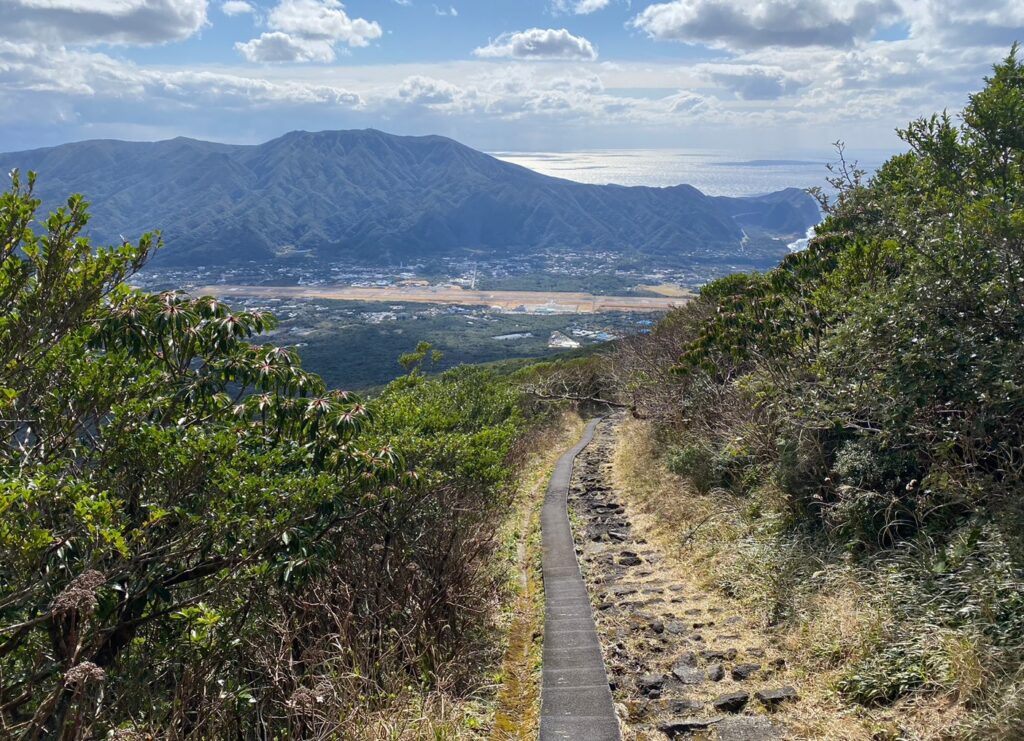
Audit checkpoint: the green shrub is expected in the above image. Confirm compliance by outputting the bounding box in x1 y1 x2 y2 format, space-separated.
0 174 530 738
613 47 1024 720
666 442 717 493
835 642 938 706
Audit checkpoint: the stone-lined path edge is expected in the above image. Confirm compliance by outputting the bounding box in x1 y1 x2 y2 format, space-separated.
539 418 622 741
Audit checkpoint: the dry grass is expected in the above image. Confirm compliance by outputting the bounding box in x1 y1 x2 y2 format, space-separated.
332 411 585 740
634 283 696 299
610 416 971 740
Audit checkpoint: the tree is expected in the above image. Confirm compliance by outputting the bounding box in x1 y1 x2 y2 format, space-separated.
0 172 395 738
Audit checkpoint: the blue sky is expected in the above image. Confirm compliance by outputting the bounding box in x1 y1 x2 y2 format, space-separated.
1 0 1022 155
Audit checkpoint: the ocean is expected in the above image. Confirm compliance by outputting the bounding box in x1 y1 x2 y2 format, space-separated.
491 149 876 197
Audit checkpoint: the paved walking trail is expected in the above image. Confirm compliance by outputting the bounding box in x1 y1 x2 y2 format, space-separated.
539 418 622 741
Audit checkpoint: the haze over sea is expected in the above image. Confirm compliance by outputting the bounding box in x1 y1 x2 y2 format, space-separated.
492 149 885 197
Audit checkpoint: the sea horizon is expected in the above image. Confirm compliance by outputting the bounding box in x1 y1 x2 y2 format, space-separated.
493 147 889 197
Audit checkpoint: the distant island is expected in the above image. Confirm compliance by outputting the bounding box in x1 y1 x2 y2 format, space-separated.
0 129 820 268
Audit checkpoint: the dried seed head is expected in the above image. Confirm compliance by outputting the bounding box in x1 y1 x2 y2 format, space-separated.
52 570 106 616
108 729 151 740
64 661 106 686
288 686 318 711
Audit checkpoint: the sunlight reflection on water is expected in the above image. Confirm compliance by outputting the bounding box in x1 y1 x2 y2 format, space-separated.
491 149 837 197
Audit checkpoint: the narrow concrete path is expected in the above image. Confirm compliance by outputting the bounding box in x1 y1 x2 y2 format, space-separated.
540 418 621 741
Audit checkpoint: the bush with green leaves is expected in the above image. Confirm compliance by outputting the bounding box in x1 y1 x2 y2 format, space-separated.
0 173 527 738
612 46 1024 718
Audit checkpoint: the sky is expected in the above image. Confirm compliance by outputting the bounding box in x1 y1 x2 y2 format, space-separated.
1 0 1022 156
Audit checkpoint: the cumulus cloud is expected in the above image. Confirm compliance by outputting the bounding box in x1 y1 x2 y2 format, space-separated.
474 28 597 60
0 41 363 107
1 2 1014 154
552 0 612 14
267 0 381 45
235 32 334 62
397 75 470 108
700 63 808 99
631 0 902 49
665 90 708 113
221 0 254 15
0 0 208 46
905 0 1024 47
236 0 381 62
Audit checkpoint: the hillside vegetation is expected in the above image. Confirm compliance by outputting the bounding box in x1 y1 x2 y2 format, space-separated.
0 173 549 738
544 47 1023 738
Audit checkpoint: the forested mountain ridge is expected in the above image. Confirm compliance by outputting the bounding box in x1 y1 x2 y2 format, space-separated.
0 129 819 266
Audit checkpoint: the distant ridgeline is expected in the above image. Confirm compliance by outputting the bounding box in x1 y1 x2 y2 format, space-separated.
0 130 820 267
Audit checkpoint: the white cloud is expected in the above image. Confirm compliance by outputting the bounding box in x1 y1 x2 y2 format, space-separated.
235 32 335 62
433 5 458 16
396 75 472 110
267 0 382 46
0 41 363 107
221 0 254 15
903 0 1024 47
552 0 611 14
236 0 382 63
0 0 208 45
666 90 707 113
474 28 597 60
0 18 1013 154
631 0 902 49
699 63 808 99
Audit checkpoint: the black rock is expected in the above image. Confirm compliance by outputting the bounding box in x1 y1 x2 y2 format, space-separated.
668 698 704 713
675 651 698 667
701 648 738 662
618 555 643 567
659 717 723 737
755 686 799 708
731 663 761 681
671 664 704 685
651 620 665 634
712 692 750 713
707 663 725 682
637 673 665 697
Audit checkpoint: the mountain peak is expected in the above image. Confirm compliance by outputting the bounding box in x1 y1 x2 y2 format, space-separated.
0 132 820 267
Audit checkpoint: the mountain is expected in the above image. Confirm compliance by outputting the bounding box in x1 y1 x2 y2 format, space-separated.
0 129 821 267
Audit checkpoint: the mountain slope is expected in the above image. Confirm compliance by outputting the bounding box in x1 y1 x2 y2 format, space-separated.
0 129 821 266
